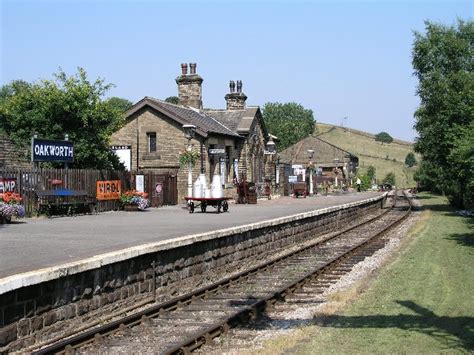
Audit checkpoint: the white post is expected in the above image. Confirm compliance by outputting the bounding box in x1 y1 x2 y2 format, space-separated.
309 168 314 196
187 162 193 198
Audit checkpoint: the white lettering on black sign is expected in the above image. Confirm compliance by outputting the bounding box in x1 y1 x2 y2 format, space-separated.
34 144 74 157
32 138 74 163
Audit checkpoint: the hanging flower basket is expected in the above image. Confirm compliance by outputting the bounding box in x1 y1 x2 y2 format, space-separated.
179 148 200 168
0 192 26 223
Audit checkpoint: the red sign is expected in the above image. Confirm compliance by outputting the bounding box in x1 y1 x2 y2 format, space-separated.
0 178 17 193
96 180 121 200
155 183 163 194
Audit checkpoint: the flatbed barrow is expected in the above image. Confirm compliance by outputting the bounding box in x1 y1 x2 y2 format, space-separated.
184 197 232 213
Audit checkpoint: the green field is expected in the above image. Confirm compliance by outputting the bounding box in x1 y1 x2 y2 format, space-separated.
316 123 419 187
260 193 474 354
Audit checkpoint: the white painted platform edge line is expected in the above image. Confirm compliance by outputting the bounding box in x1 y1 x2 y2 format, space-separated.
0 193 386 295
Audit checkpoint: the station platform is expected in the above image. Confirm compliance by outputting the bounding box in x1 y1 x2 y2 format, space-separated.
0 192 382 291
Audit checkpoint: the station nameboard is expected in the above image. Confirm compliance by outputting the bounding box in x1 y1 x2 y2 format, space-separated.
32 138 74 163
96 180 121 200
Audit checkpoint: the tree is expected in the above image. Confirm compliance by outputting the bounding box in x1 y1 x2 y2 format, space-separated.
414 160 443 193
412 20 473 207
375 132 393 145
165 96 179 105
383 172 396 186
262 102 315 151
355 174 371 191
0 80 30 105
366 165 376 182
405 152 417 167
106 97 133 113
448 122 474 208
0 68 125 169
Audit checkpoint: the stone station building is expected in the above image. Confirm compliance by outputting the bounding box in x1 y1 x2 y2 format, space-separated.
111 63 274 203
278 135 359 187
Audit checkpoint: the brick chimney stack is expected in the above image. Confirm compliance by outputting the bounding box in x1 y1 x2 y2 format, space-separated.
176 63 203 109
225 80 247 110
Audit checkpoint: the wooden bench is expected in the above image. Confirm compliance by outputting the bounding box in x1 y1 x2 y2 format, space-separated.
36 189 96 216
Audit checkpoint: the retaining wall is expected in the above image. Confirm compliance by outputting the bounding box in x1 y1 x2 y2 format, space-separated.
0 194 385 351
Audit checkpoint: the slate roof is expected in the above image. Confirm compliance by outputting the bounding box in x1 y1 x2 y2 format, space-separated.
126 97 242 139
278 135 358 165
204 107 260 134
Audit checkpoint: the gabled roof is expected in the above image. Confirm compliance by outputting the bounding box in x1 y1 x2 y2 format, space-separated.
278 135 358 165
205 107 268 136
125 97 242 139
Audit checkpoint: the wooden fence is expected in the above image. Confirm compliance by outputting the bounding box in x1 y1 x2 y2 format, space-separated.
0 168 179 217
0 168 131 216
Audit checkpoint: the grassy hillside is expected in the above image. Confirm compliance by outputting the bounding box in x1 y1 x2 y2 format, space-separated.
316 123 419 187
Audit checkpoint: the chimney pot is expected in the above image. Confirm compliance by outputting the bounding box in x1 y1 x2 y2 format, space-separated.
190 63 197 74
236 80 242 93
229 80 236 93
181 63 188 75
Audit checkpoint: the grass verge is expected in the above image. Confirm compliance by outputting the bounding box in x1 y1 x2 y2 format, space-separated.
259 193 474 354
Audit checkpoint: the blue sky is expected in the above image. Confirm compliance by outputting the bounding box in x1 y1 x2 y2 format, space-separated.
1 0 472 141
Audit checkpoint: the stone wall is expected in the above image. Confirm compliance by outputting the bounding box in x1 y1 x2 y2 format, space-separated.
0 195 384 351
0 136 30 169
111 107 205 201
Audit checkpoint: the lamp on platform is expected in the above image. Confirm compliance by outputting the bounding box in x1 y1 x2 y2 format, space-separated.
307 149 314 196
183 124 196 198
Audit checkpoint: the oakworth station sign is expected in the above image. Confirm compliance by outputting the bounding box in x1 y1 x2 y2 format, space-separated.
31 138 74 163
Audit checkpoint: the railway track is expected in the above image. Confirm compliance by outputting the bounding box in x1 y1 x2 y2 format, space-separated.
33 191 412 355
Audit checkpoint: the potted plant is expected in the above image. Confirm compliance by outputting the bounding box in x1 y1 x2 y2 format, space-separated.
0 192 26 223
120 190 151 211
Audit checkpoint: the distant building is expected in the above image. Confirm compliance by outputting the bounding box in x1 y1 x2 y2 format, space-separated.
278 135 358 182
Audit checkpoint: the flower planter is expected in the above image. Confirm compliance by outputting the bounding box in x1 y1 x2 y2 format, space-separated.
0 215 11 224
120 190 151 211
123 204 141 212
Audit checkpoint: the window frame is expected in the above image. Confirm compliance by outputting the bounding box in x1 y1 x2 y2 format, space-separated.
147 132 157 153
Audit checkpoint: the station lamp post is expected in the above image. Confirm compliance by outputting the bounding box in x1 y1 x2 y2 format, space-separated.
334 158 340 187
275 156 280 186
307 149 314 196
265 137 276 194
183 124 196 198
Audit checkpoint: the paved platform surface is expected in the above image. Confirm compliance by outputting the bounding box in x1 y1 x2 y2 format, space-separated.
0 192 381 280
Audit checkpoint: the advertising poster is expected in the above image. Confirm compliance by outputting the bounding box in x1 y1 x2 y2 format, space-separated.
96 180 121 200
136 175 145 193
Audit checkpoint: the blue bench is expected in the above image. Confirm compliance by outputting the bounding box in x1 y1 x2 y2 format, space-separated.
36 189 96 216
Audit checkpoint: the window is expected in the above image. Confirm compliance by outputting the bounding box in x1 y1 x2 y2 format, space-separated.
147 132 156 152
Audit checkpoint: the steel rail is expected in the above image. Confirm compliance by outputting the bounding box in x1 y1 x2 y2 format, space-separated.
165 191 412 354
32 192 403 355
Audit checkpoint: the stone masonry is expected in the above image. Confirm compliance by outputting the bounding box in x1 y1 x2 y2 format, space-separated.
0 136 31 169
176 63 203 110
0 195 385 351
